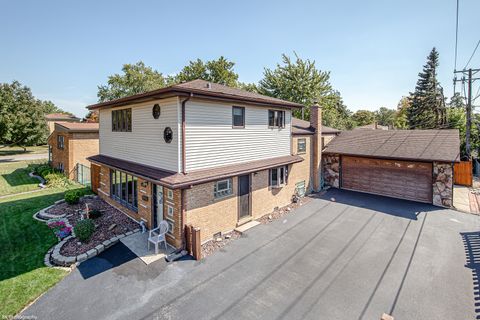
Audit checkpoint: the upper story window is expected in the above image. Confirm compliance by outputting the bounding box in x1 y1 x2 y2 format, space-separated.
214 178 233 199
232 106 245 128
297 138 306 154
268 110 285 128
112 108 132 132
57 135 64 149
269 166 288 188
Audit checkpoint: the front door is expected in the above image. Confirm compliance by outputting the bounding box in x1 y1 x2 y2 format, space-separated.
238 174 251 220
153 185 164 228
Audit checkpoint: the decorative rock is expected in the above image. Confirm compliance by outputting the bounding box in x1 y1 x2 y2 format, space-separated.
117 233 125 239
215 237 222 242
225 234 231 239
268 214 273 220
102 239 112 247
108 223 117 231
86 249 97 258
95 244 105 254
76 253 88 262
64 256 76 265
126 231 133 236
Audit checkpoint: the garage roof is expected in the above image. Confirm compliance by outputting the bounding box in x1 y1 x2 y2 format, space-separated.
323 129 461 162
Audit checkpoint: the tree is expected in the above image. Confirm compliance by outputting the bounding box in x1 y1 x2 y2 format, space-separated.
408 48 447 129
375 107 396 128
258 53 332 120
322 91 355 130
83 110 99 123
174 56 239 87
352 110 376 127
394 96 410 129
40 100 64 114
97 61 166 102
0 81 49 148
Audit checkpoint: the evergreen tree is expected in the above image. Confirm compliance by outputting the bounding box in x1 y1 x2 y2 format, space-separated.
408 48 447 129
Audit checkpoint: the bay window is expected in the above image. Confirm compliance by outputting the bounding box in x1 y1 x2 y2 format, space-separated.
110 169 138 211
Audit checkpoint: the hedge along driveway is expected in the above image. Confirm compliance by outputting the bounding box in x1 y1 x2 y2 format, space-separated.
0 172 88 317
0 161 44 196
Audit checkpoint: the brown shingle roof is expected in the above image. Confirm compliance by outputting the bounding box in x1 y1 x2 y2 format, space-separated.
55 122 99 132
45 113 80 120
323 129 460 162
88 154 303 189
292 117 341 135
87 79 303 110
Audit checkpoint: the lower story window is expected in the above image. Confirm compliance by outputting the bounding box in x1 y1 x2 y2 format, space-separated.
270 166 288 188
110 169 138 211
296 181 306 197
166 220 174 237
214 178 233 199
57 162 64 173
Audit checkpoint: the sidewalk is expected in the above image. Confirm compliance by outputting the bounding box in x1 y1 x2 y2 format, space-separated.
453 185 480 214
0 153 48 163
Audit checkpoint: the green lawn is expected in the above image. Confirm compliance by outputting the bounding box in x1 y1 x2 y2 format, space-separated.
0 161 44 196
0 161 88 317
0 145 48 156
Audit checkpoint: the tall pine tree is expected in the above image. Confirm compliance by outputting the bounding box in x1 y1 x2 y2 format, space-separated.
408 48 447 129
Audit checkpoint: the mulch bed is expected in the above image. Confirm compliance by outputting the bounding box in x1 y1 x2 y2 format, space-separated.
56 197 138 256
201 231 242 258
257 196 312 224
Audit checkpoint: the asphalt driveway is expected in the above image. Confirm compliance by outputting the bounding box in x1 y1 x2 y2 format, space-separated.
23 189 480 319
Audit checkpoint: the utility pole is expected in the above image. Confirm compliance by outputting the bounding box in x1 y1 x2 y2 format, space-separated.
454 68 480 159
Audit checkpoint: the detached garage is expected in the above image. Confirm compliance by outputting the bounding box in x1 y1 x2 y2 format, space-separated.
322 129 460 207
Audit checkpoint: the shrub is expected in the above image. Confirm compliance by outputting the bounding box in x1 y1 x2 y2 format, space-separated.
74 219 95 242
88 209 102 219
64 190 81 205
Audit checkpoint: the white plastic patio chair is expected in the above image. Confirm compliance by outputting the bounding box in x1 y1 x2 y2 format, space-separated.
147 220 169 254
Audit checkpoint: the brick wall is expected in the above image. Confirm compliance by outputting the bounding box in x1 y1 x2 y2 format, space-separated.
185 177 238 243
48 131 72 176
71 132 99 168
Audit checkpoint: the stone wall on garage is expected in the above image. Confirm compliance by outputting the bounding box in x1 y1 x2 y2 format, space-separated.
433 162 454 208
323 154 340 188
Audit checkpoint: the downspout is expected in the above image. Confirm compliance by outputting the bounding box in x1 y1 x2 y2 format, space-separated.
180 95 192 250
181 94 192 175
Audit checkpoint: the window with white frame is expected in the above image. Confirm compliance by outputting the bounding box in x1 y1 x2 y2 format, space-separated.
167 205 174 217
167 188 173 200
297 138 306 154
268 110 285 128
214 178 233 199
269 166 288 188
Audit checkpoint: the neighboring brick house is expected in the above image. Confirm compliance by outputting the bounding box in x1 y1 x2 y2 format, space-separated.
47 122 99 179
87 79 326 248
322 129 460 207
45 113 81 134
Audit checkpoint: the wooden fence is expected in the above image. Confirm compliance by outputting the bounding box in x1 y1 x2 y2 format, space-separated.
185 225 201 260
454 160 473 187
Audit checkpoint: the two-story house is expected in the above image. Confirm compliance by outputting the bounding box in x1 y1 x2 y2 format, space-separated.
87 80 323 248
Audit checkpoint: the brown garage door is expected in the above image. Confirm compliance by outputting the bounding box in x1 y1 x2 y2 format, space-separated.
341 156 433 203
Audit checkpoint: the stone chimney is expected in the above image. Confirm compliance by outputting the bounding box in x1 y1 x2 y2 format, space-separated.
310 102 322 192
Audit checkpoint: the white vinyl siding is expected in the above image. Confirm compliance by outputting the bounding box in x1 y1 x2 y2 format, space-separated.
185 100 291 171
99 97 180 172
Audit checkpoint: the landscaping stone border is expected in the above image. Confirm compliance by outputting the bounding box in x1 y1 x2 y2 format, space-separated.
29 171 46 188
48 228 141 267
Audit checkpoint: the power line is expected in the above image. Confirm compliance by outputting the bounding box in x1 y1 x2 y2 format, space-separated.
464 39 480 69
454 0 460 71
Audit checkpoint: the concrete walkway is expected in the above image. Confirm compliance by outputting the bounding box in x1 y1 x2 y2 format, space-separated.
23 189 480 320
454 185 472 213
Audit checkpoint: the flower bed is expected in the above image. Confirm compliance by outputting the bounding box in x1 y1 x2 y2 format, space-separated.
55 197 139 256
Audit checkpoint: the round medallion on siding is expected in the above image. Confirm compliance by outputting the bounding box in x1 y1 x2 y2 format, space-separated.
152 104 161 119
164 127 173 143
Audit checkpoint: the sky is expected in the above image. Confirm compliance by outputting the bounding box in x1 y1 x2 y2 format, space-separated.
1 0 479 118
